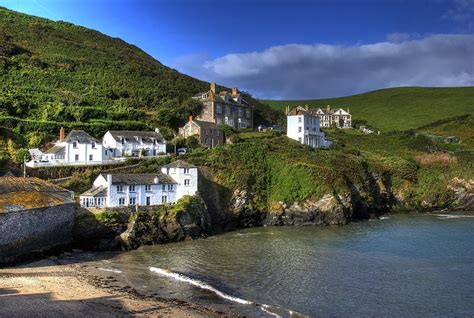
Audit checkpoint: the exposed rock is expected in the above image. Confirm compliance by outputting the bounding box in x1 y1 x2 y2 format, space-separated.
448 178 474 210
264 193 352 226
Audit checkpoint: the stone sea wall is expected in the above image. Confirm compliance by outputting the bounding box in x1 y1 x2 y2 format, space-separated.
0 203 76 265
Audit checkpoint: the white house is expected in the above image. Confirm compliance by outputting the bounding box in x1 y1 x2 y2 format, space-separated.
286 107 332 148
27 128 106 167
102 129 166 158
288 105 352 128
80 160 198 208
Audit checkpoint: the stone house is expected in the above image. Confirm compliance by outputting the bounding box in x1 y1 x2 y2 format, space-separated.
192 83 253 129
179 116 224 148
0 177 75 264
80 160 198 208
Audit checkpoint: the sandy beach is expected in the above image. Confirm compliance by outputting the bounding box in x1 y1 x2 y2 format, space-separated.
0 254 229 317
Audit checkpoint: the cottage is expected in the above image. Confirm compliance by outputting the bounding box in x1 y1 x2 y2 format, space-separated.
102 129 166 158
286 107 331 148
27 128 106 167
290 105 352 128
193 83 253 129
179 116 224 148
80 160 198 208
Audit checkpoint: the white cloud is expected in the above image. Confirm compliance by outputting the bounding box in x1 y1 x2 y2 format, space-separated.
172 34 474 99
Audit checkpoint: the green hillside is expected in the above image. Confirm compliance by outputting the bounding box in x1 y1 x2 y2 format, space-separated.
264 87 474 131
0 7 281 160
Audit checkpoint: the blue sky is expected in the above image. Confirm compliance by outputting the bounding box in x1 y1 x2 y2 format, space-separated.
1 0 473 98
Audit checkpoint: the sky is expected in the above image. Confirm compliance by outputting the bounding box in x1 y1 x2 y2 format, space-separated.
1 0 473 99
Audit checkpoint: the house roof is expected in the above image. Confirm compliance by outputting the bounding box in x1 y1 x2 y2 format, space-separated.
162 160 197 169
107 130 165 143
287 108 313 116
0 177 73 213
64 130 99 143
45 145 65 154
81 185 107 197
28 148 44 157
110 173 177 185
187 119 221 130
193 90 250 106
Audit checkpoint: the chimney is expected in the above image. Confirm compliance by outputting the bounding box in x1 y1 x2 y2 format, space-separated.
155 127 160 133
347 108 350 113
232 87 238 96
210 83 216 93
326 105 330 111
188 115 193 122
59 127 65 142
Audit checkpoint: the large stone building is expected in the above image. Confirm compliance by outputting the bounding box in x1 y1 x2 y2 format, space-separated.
193 83 253 129
0 177 75 264
288 105 352 128
179 116 224 148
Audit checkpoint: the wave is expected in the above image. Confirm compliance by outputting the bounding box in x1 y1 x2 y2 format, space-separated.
97 267 122 274
433 214 474 219
149 267 306 317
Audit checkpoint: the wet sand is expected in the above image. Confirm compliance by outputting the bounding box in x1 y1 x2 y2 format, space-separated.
0 253 232 317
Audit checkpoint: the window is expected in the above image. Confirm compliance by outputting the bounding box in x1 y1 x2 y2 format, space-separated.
246 109 251 119
146 196 151 206
168 184 173 191
238 107 243 117
118 198 125 206
73 142 77 148
117 185 123 192
184 179 190 186
91 141 96 149
162 184 166 191
298 117 302 123
89 154 93 161
184 168 190 174
216 104 222 114
145 185 151 191
129 197 136 205
162 196 167 203
129 185 135 192
75 154 79 161
105 150 108 155
298 137 302 142
298 127 302 133
121 137 125 145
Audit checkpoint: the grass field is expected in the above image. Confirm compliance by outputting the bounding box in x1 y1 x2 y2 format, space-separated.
263 86 474 131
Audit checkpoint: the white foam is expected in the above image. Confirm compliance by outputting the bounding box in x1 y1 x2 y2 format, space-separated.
379 216 390 220
149 267 252 305
261 303 282 318
97 267 122 274
434 214 474 219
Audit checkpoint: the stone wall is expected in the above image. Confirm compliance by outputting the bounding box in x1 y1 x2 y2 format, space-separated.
0 203 76 265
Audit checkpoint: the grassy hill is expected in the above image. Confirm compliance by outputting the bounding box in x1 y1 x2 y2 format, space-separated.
264 87 474 131
0 7 281 164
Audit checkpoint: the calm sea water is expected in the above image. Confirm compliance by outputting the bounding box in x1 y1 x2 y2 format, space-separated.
99 213 474 317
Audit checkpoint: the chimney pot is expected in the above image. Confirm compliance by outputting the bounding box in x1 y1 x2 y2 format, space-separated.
59 127 65 142
232 87 238 96
189 115 193 122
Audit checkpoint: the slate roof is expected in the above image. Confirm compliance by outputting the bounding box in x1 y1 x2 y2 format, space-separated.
81 186 107 197
0 177 74 213
287 108 312 116
110 173 177 185
193 90 250 106
162 160 197 169
64 130 99 143
189 120 221 130
45 145 65 154
107 130 165 143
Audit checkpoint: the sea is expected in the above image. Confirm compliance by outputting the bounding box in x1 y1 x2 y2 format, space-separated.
95 212 474 317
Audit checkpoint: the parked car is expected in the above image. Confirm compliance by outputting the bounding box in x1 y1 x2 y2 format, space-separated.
177 148 187 156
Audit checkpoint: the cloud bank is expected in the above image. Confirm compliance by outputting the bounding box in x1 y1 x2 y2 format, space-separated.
172 34 474 99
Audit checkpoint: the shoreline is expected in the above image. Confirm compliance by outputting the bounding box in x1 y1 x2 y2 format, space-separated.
0 252 235 317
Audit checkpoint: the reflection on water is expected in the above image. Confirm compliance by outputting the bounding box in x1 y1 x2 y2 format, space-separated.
103 213 474 317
